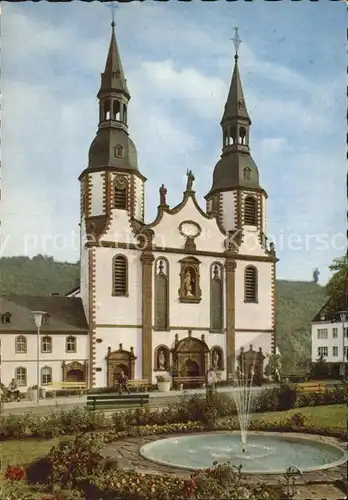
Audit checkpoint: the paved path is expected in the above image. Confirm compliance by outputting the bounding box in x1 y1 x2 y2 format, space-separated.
0 385 271 416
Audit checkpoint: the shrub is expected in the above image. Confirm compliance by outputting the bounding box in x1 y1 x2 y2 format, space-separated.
46 433 105 488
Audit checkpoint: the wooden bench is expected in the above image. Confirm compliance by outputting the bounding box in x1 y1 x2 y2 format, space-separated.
296 381 325 393
127 379 149 392
86 393 150 411
174 376 206 389
47 381 87 397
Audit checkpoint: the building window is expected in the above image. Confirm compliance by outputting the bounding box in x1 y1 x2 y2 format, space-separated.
243 167 251 180
332 328 338 338
15 367 27 386
15 335 27 354
41 366 52 385
114 175 128 210
66 336 77 353
210 262 223 332
114 145 124 158
317 346 328 358
1 312 11 324
344 327 348 338
317 328 328 340
345 346 348 360
244 196 257 225
112 255 128 296
332 346 338 357
41 336 52 354
244 266 258 303
41 314 50 326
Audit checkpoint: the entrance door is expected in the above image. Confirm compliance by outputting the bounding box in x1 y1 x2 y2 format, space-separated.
66 369 83 382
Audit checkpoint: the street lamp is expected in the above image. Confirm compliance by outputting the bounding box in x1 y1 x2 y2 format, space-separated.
31 311 46 404
336 310 348 381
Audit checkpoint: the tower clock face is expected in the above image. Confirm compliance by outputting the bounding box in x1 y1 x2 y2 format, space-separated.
179 221 201 238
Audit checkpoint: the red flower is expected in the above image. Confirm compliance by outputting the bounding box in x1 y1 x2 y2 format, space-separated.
5 465 25 481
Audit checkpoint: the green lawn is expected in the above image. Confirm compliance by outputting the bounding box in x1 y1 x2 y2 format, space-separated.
0 405 346 482
252 404 347 430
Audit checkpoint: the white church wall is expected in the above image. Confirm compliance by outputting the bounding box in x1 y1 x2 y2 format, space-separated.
101 210 138 245
152 253 225 329
90 172 104 216
94 247 142 325
151 197 226 253
221 191 236 231
235 260 273 331
235 331 272 359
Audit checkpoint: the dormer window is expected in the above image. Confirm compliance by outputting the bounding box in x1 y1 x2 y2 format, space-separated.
1 312 11 324
243 167 251 180
114 145 124 158
42 314 50 326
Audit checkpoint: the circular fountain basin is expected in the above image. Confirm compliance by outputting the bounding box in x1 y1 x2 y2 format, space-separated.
140 432 347 474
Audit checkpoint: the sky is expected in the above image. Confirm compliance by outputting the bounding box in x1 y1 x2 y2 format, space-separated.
1 1 346 284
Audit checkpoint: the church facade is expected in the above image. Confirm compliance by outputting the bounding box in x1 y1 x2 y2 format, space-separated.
76 23 277 388
0 24 277 390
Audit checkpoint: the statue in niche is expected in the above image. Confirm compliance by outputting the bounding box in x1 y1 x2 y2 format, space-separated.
184 269 194 297
186 169 195 191
212 350 220 370
158 349 166 370
159 184 167 206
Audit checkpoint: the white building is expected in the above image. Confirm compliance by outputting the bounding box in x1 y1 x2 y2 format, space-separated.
0 25 277 390
311 295 348 377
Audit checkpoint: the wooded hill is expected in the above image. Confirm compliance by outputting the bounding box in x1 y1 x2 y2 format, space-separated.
0 255 328 373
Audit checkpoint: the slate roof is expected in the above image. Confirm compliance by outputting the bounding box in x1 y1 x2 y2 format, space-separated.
0 295 88 333
312 294 348 322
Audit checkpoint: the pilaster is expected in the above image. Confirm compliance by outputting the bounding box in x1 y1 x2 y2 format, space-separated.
224 252 236 378
140 240 155 382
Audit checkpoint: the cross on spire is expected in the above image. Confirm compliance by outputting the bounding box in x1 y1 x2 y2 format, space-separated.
231 26 242 59
107 2 118 29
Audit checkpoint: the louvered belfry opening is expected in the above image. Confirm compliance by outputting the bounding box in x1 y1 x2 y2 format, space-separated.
114 187 127 209
113 255 127 296
244 196 257 225
244 266 257 302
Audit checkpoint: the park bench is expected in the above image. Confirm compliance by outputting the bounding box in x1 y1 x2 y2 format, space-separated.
86 393 150 411
47 381 87 397
174 376 206 390
296 381 325 393
127 379 149 392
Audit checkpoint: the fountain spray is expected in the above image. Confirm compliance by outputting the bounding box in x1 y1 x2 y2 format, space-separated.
232 349 257 455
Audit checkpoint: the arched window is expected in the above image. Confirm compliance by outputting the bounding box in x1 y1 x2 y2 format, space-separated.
112 255 128 296
154 258 169 330
15 335 27 354
123 103 127 124
210 263 223 332
66 336 77 353
113 100 121 120
244 196 257 225
239 126 246 144
104 100 111 121
244 266 258 303
41 366 52 385
15 366 27 386
41 336 52 354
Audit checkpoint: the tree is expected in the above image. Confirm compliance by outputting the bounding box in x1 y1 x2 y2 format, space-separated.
312 268 320 284
326 256 348 300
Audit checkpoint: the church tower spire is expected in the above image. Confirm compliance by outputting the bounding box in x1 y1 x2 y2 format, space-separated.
221 27 251 154
206 28 269 249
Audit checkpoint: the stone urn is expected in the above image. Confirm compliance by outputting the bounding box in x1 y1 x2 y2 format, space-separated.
156 374 171 392
28 386 38 402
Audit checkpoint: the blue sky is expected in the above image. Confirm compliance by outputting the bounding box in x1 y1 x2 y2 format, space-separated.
1 1 346 284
